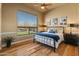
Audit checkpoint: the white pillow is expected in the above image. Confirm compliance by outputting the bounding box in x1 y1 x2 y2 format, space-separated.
47 28 57 33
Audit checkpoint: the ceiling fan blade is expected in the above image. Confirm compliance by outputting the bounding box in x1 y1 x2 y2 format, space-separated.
40 3 51 10
42 3 52 6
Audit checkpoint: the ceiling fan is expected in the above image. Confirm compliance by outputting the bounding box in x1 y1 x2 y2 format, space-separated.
34 3 52 10
40 3 52 9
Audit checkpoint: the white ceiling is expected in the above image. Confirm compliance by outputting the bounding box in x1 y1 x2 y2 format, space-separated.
24 3 66 13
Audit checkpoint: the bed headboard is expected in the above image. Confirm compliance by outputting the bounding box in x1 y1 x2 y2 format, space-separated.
47 26 64 33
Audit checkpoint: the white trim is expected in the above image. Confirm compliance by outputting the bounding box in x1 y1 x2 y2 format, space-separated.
0 40 1 50
1 0 79 3
0 33 1 49
2 38 31 48
0 32 16 35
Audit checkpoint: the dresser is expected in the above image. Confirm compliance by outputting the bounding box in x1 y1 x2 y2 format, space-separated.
64 33 79 46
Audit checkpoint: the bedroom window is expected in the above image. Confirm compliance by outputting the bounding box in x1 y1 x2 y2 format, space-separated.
16 11 38 36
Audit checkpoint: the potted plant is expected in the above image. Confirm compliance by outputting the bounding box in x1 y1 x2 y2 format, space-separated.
4 36 13 48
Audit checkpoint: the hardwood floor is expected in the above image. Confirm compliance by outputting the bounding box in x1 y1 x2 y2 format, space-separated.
0 38 79 56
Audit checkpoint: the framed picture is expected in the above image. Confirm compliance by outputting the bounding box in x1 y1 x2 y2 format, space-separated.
47 19 51 26
60 16 67 25
51 18 58 25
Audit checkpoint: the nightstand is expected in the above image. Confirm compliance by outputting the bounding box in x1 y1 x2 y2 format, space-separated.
64 33 79 46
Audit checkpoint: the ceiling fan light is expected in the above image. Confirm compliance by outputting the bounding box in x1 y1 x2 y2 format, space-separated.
41 6 45 9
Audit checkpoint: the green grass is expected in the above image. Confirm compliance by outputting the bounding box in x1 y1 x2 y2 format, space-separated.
17 32 28 36
17 31 36 36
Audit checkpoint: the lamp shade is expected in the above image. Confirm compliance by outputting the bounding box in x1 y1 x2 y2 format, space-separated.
70 24 75 27
39 25 47 27
69 24 78 27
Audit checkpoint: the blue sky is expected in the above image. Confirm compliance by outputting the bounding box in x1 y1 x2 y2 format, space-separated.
17 11 37 26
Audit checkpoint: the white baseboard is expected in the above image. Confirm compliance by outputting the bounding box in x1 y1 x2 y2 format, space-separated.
2 38 31 48
0 32 16 34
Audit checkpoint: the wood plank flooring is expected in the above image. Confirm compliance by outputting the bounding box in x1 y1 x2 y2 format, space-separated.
0 38 79 56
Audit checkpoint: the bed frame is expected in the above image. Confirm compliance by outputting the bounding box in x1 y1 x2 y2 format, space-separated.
33 26 64 52
33 38 56 52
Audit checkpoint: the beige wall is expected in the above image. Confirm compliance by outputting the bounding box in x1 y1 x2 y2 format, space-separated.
2 3 79 33
45 4 79 33
0 4 1 32
2 3 44 32
0 3 2 50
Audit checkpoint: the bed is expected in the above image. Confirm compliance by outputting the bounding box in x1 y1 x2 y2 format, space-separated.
33 28 64 52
